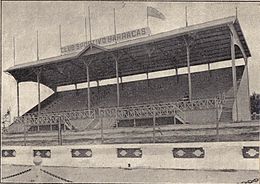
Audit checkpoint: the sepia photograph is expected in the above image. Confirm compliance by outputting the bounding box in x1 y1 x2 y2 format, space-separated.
1 1 260 183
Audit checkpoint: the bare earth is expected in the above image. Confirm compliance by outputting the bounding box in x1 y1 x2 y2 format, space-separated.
1 165 259 183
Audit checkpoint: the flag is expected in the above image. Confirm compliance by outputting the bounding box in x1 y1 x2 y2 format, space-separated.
147 6 166 20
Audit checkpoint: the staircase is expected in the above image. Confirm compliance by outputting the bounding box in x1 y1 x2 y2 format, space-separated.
93 117 117 129
219 97 234 122
69 118 94 131
219 80 241 122
7 122 31 134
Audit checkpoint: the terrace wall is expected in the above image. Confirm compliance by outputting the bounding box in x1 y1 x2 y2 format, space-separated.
2 141 259 170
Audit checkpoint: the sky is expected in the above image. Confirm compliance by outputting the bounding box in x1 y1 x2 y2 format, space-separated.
1 1 260 124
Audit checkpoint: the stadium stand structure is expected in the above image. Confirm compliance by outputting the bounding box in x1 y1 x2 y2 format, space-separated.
5 16 252 134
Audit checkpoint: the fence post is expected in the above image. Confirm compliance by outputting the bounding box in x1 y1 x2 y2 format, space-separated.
216 108 220 142
23 118 27 146
99 109 104 144
101 117 104 144
153 111 156 143
115 108 118 128
58 116 62 145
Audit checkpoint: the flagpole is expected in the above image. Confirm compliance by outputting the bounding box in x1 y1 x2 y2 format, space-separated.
147 7 151 36
113 8 117 44
13 36 16 65
36 30 39 61
85 17 88 42
147 7 149 29
59 24 62 55
235 7 238 19
88 6 92 48
84 2 88 43
185 6 188 27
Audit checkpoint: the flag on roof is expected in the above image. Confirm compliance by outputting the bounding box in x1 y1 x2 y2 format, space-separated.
147 6 166 20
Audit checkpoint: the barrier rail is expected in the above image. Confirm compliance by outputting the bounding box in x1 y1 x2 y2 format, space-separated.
15 114 66 125
11 97 225 132
28 109 95 120
174 97 223 111
14 109 95 129
99 102 186 123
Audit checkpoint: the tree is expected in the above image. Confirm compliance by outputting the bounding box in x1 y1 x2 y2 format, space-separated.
250 92 260 114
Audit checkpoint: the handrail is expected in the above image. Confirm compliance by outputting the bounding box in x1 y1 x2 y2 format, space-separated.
14 96 225 126
99 102 185 122
14 113 69 126
26 109 95 120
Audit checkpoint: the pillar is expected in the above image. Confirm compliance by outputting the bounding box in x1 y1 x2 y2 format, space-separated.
17 81 20 117
186 43 192 101
231 33 238 121
175 68 179 83
244 57 251 118
97 80 100 100
208 63 212 77
115 58 120 107
36 72 41 114
86 65 91 110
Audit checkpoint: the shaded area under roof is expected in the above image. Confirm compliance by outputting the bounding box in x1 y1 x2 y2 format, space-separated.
5 16 251 89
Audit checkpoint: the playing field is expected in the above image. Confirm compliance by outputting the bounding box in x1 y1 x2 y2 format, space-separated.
1 164 259 183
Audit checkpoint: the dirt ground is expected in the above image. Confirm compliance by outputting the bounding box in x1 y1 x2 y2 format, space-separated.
1 164 259 183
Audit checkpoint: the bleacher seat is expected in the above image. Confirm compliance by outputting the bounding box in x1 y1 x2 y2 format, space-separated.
28 66 244 114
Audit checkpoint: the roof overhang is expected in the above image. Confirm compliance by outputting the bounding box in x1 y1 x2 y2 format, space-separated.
5 16 251 88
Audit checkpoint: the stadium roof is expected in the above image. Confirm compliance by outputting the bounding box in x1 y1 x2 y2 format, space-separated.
5 16 251 89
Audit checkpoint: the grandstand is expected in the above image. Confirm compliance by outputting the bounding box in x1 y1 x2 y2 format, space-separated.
5 16 252 135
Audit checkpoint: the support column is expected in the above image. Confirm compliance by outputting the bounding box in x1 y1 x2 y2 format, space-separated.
208 63 211 77
175 68 179 83
16 81 20 117
186 43 192 101
97 80 100 100
86 65 91 110
115 55 120 128
37 71 41 114
115 58 120 107
231 33 238 121
244 57 251 119
120 76 123 90
228 24 250 121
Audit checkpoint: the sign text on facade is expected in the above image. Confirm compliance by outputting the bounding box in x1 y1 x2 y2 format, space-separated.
61 27 151 55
